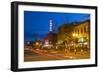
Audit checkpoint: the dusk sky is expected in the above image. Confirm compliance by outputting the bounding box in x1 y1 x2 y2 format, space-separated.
24 11 90 42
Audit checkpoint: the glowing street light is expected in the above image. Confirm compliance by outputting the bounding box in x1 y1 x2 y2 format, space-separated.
36 42 39 45
72 33 78 37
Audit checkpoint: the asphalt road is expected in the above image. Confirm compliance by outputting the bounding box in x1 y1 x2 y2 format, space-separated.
24 48 90 62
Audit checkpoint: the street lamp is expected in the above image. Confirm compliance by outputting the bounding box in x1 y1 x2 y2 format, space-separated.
72 33 78 52
72 33 78 37
36 42 39 45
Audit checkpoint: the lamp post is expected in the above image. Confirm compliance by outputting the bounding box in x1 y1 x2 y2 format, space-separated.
72 33 78 53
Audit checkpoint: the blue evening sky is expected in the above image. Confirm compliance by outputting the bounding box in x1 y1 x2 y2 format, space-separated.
24 11 90 42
